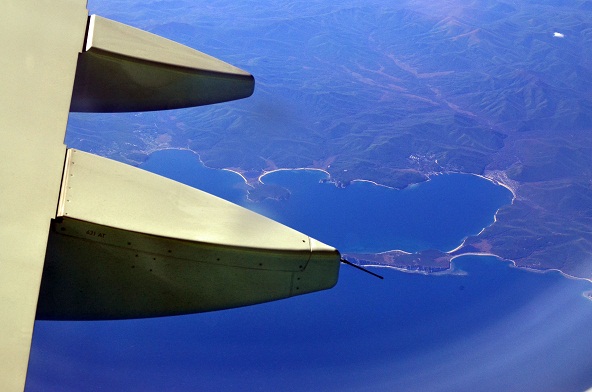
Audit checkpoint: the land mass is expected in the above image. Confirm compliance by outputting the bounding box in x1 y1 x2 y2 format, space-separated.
67 0 592 279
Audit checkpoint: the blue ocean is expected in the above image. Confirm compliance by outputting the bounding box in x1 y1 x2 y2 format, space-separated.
139 149 513 253
27 149 592 392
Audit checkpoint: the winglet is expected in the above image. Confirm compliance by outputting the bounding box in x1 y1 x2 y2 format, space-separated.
70 15 254 112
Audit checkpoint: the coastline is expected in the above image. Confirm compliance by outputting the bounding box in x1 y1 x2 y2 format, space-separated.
140 148 586 284
356 251 592 285
258 167 330 184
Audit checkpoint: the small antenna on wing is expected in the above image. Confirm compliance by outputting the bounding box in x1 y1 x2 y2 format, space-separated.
340 258 384 280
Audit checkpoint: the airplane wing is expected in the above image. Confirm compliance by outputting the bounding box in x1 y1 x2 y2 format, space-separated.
0 2 88 390
37 149 339 320
70 15 255 112
0 1 339 390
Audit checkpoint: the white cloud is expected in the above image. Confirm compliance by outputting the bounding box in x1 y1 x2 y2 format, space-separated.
553 32 565 38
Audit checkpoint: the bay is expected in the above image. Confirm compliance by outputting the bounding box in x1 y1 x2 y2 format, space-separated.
139 149 513 253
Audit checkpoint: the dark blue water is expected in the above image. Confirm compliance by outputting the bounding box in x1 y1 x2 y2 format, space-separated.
139 149 513 253
28 258 592 392
27 149 592 392
140 149 250 205
256 170 511 253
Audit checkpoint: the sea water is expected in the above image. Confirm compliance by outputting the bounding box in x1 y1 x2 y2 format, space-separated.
27 149 592 392
138 149 513 253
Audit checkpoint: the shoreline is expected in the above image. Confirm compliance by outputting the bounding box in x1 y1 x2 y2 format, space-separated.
142 147 516 200
358 251 592 285
258 167 331 184
140 148 586 284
